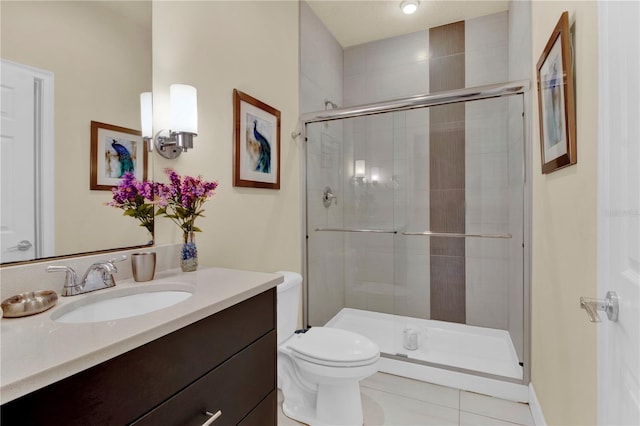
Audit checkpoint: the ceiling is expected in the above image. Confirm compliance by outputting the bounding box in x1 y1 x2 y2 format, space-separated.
306 0 510 48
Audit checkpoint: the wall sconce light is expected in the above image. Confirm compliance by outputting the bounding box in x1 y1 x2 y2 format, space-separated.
139 84 198 159
354 159 366 183
400 0 419 15
140 92 153 151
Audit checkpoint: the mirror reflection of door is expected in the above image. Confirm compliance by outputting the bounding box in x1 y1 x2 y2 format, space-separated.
1 59 54 263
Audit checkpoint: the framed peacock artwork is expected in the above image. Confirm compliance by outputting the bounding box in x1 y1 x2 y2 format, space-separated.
536 11 576 174
90 121 147 190
233 89 281 190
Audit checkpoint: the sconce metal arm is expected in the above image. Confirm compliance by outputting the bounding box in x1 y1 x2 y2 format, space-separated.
154 129 197 159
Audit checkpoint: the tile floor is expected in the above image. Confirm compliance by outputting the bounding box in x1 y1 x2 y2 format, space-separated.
278 372 535 426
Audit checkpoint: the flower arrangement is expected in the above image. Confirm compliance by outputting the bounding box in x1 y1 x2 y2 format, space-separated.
108 168 218 272
107 172 155 235
154 168 219 234
155 168 218 272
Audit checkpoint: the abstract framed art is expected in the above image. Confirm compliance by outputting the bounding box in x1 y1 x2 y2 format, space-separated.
536 11 577 174
90 121 147 190
233 89 281 189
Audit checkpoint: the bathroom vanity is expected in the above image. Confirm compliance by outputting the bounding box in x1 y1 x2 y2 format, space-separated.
0 267 282 426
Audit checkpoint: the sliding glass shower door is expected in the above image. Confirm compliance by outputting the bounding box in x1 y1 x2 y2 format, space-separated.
305 93 525 380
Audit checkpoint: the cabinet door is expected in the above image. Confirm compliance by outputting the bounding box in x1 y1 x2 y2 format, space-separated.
132 331 276 426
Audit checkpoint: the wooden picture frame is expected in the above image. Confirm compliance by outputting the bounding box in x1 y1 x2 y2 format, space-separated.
90 121 147 190
233 89 281 189
536 11 577 174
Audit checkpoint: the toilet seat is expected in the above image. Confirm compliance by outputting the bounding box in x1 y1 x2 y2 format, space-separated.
289 327 379 367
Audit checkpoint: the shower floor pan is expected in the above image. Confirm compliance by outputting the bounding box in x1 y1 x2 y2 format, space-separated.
325 308 523 380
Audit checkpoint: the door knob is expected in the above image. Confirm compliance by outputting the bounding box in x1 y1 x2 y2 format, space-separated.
580 291 619 322
8 240 32 251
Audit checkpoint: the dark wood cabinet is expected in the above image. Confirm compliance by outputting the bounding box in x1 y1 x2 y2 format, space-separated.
1 288 277 426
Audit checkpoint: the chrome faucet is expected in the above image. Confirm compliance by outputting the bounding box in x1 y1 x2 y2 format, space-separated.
47 255 127 296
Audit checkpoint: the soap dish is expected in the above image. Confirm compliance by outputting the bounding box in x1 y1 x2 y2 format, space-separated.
1 290 58 318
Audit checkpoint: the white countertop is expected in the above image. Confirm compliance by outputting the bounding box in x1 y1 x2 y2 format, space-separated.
0 267 283 404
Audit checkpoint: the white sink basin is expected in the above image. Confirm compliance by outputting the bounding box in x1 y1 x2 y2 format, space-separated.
51 284 193 324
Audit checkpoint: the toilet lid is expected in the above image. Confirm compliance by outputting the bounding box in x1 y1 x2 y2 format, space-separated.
289 327 379 366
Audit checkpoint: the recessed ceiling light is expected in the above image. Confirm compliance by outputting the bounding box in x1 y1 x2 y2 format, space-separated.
400 0 419 15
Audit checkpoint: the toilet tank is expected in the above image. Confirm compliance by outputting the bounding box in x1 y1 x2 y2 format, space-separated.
275 271 302 345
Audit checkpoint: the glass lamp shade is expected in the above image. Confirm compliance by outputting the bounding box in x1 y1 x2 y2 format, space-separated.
355 160 366 178
371 167 380 182
170 84 198 134
140 92 153 138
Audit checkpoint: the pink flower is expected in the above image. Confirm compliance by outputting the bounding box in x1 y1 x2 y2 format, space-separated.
155 169 218 234
107 172 154 234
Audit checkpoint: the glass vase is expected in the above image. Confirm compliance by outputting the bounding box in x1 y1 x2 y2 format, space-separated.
181 231 198 272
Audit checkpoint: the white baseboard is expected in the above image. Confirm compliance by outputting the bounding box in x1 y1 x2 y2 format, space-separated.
528 382 547 425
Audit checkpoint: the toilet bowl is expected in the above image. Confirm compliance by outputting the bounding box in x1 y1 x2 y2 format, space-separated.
276 271 379 426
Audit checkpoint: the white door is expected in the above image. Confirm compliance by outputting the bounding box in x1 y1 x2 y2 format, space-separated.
597 2 640 425
1 60 37 262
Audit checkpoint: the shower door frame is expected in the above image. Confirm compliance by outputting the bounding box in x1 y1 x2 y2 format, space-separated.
299 80 532 386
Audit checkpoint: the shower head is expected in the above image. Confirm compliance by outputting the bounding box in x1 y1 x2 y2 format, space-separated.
324 99 339 110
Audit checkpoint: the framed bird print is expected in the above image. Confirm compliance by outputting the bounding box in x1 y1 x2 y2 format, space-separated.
536 11 576 174
233 89 281 189
90 121 147 190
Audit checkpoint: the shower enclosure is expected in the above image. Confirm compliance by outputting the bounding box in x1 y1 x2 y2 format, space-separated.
301 81 530 396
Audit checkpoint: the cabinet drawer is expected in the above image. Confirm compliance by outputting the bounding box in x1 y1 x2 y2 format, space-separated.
1 288 276 426
238 390 277 426
132 330 276 426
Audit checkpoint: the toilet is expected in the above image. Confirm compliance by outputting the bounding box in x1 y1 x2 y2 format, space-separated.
276 271 379 426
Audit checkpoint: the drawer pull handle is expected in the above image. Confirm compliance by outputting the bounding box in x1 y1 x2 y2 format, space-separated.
202 410 222 426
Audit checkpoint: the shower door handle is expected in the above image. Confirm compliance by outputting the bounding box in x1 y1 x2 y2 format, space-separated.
316 228 397 234
402 231 512 239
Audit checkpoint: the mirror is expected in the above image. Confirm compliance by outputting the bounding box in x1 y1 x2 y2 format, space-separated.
1 1 152 264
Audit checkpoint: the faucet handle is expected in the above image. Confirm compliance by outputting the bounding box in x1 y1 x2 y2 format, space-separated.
47 265 76 278
47 265 78 290
106 255 127 272
108 255 127 265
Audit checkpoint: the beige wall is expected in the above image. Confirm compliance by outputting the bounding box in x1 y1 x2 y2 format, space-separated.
152 1 301 274
531 2 598 424
1 1 152 256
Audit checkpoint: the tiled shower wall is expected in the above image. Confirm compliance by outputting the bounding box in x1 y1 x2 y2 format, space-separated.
506 0 531 362
300 1 345 325
429 21 467 323
303 5 522 333
343 31 430 319
340 12 514 328
464 12 511 329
